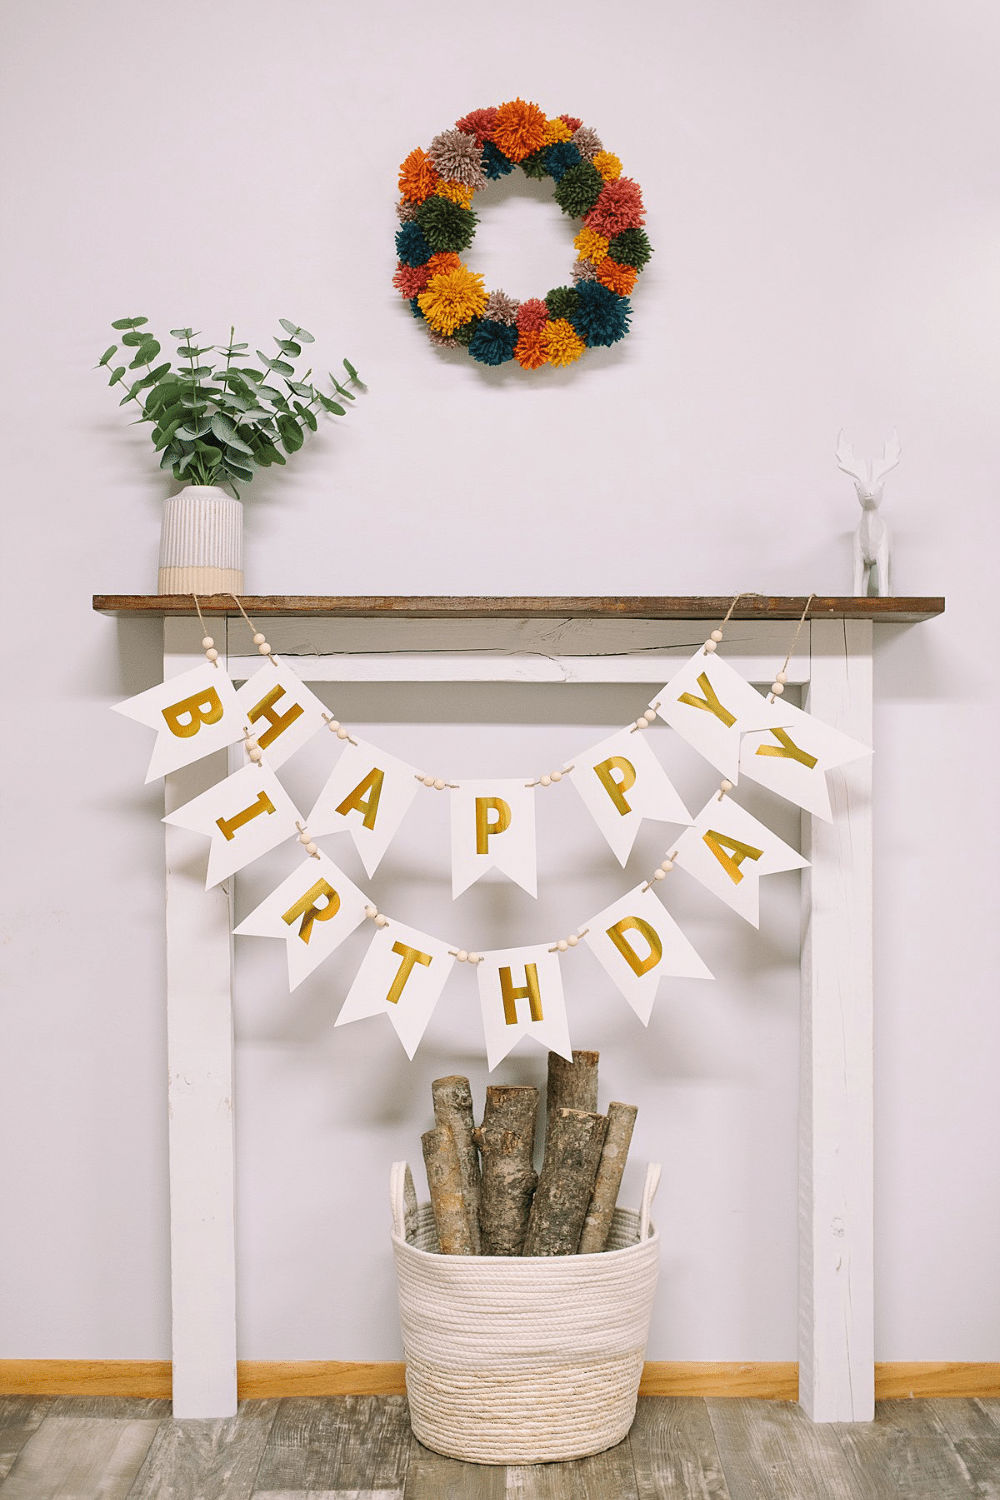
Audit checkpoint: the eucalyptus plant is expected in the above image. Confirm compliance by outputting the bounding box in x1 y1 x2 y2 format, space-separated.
97 318 361 493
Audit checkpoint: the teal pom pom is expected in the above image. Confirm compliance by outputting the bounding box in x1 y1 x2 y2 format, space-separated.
481 141 515 180
395 223 432 267
570 281 631 346
469 319 518 365
544 143 582 182
415 197 478 253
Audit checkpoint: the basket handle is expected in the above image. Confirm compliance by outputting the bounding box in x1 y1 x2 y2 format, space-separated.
640 1162 662 1240
390 1160 416 1241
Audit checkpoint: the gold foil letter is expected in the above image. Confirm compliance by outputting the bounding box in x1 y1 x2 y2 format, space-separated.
161 687 224 739
677 672 737 728
247 683 305 749
476 796 511 855
754 727 819 769
499 964 543 1026
215 790 276 842
336 767 385 831
703 829 764 885
386 941 432 1005
606 916 663 976
281 878 340 944
593 755 637 816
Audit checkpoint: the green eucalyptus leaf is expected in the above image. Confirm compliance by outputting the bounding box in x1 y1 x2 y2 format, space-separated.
194 442 223 463
293 402 318 432
97 345 117 367
182 365 214 380
318 393 347 416
331 374 355 400
287 380 315 398
169 327 194 338
108 365 126 385
343 358 359 380
132 362 172 393
259 443 286 466
277 414 303 452
234 366 264 382
209 412 255 455
121 331 147 347
274 338 302 357
129 339 160 369
111 316 148 330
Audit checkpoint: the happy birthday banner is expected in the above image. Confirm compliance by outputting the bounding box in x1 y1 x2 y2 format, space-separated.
113 608 870 1068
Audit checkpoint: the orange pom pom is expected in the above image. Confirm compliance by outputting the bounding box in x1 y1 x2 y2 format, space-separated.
596 258 638 295
542 318 586 367
514 330 548 369
398 147 440 204
426 251 462 275
491 98 547 163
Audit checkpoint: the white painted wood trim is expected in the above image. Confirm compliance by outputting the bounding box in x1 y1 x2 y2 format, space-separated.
163 617 238 1419
798 618 875 1421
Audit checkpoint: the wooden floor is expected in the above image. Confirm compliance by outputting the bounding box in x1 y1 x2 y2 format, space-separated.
1 1394 999 1499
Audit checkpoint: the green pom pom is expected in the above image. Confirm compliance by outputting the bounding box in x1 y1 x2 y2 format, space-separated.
553 162 604 218
545 286 579 320
608 228 654 270
520 148 550 180
415 197 479 253
452 317 481 347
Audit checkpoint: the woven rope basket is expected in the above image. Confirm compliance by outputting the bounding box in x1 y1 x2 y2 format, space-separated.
390 1159 661 1465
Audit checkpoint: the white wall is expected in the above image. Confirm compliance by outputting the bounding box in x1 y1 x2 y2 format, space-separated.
1 0 997 1363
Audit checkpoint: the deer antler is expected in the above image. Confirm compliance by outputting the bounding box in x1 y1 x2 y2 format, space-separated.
869 429 901 488
835 429 868 486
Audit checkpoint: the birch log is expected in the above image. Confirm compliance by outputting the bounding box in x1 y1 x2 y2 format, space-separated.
577 1101 638 1253
421 1126 473 1255
544 1050 599 1155
473 1085 538 1256
523 1107 608 1256
431 1074 481 1253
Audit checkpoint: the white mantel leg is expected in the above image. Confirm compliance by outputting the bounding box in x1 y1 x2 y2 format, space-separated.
163 618 238 1417
798 618 875 1420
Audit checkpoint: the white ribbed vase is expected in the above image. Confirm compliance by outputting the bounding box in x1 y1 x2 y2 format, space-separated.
157 485 244 594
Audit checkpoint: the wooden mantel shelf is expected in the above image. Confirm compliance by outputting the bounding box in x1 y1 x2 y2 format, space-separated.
94 594 944 622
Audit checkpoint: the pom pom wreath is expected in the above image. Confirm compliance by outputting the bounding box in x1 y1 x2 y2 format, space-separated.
469 318 519 365
418 265 488 334
481 140 516 179
514 330 548 369
570 279 632 346
596 258 638 295
491 97 548 162
484 290 520 325
394 105 652 370
428 128 488 191
415 196 478 253
544 142 583 182
571 126 603 161
395 221 433 267
434 179 474 208
573 226 610 264
544 117 574 144
592 150 623 182
584 176 646 237
543 318 586 367
553 161 605 218
517 298 550 333
393 261 431 298
607 227 654 270
545 285 579 321
455 106 498 144
398 147 440 204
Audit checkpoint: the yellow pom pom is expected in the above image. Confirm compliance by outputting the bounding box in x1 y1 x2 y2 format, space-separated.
418 265 488 335
592 150 623 182
434 179 474 208
543 117 574 144
573 227 610 264
543 318 586 368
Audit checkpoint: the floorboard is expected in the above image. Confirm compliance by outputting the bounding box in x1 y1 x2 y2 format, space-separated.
505 1438 639 1499
402 1440 505 1500
926 1400 1000 1500
0 1416 160 1500
255 1396 412 1494
0 1397 52 1482
48 1397 173 1420
629 1396 731 1499
707 1398 866 1500
833 1398 977 1500
125 1399 279 1500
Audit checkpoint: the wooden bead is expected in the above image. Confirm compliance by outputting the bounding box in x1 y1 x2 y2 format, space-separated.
456 950 468 963
205 647 219 661
551 770 562 782
248 749 262 764
645 707 657 720
298 830 312 845
305 842 318 856
636 716 649 730
336 727 349 739
365 904 378 919
556 939 568 952
258 643 272 655
703 640 718 653
467 952 481 965
653 868 666 880
710 629 724 643
201 636 214 649
252 632 266 645
540 774 551 787
422 775 435 787
720 778 733 793
375 913 388 928
776 670 788 684
566 933 578 946
771 681 785 695
660 859 674 873
433 778 446 790
327 719 341 732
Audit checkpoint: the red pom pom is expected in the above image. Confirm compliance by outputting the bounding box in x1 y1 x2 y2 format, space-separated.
517 298 549 332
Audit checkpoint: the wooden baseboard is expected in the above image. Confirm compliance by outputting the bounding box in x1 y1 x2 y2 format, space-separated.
2 1360 998 1401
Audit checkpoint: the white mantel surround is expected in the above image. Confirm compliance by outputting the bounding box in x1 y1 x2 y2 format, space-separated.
95 595 944 1422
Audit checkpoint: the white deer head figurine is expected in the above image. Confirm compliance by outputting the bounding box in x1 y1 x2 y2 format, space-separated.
836 429 901 597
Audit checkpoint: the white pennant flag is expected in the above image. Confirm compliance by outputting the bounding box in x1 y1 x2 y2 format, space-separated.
163 759 301 888
233 659 329 770
654 648 789 782
738 697 872 820
335 920 457 1058
307 737 420 878
233 850 371 990
113 661 244 783
476 946 572 1072
570 727 693 865
583 884 713 1024
450 781 537 899
672 792 809 926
